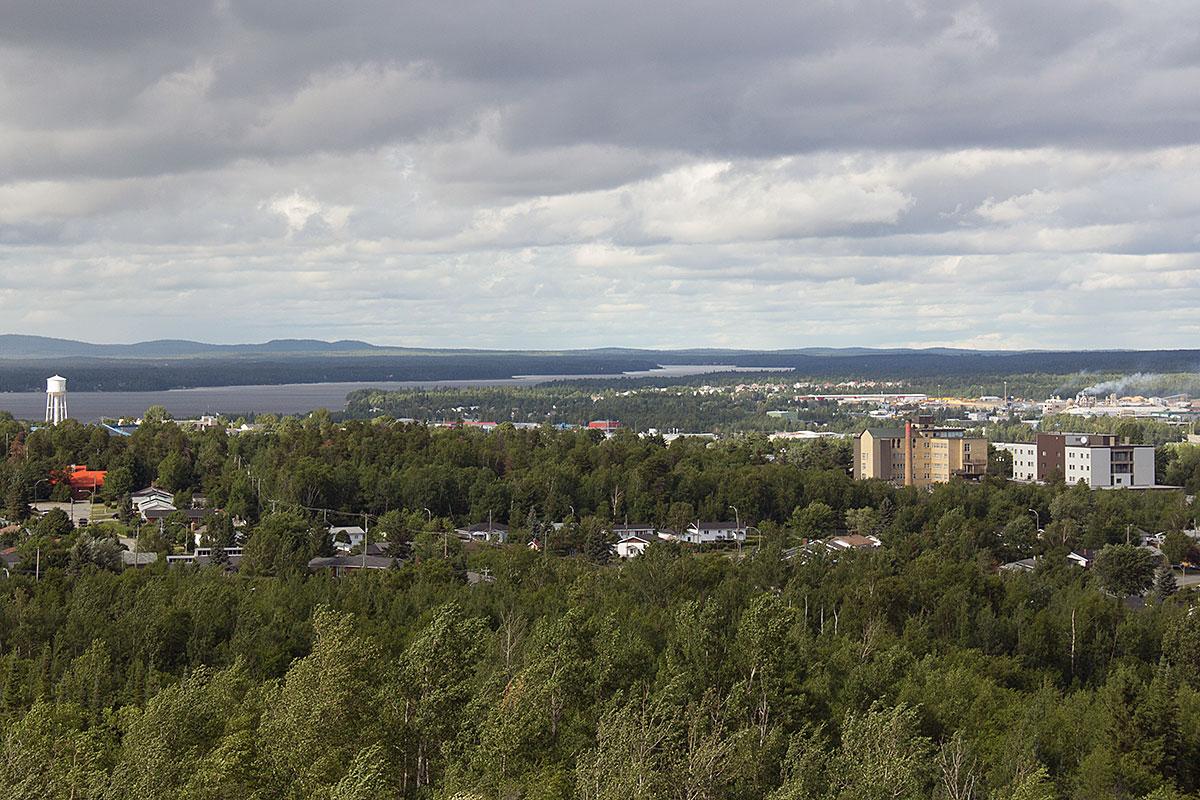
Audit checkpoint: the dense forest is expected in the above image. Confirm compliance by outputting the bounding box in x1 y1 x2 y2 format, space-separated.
5 342 1200 394
4 412 1200 797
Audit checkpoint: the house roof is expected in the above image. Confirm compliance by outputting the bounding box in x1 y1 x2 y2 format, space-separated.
690 521 742 530
329 526 366 535
617 534 652 544
461 522 509 533
144 507 210 521
132 486 172 498
829 534 882 549
308 555 396 571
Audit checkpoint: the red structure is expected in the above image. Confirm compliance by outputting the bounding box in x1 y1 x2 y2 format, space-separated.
587 420 622 432
61 465 106 499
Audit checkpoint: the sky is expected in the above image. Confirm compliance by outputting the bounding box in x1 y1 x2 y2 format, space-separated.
1 0 1199 351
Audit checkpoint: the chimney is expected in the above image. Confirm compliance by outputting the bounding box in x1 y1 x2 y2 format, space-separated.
904 420 914 487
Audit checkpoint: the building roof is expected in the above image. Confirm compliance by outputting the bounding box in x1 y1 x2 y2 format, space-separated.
132 486 173 498
689 521 743 530
144 507 210 521
308 555 397 571
460 522 509 533
65 465 106 489
862 427 903 439
828 534 882 550
616 534 652 544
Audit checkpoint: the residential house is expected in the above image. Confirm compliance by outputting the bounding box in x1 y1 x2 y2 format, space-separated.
329 525 367 552
614 534 653 559
824 534 883 552
682 521 747 544
308 554 398 575
456 521 509 544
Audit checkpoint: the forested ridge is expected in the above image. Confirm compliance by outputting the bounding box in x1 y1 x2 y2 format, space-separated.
3 413 1200 798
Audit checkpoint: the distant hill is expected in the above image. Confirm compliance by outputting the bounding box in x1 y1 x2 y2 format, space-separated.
0 334 1197 394
0 335 1034 361
0 335 393 359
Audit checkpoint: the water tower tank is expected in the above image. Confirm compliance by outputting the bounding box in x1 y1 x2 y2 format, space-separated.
47 375 67 394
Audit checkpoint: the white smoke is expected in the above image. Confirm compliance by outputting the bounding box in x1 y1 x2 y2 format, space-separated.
1079 372 1165 396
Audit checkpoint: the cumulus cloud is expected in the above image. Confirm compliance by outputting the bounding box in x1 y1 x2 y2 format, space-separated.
0 0 1199 348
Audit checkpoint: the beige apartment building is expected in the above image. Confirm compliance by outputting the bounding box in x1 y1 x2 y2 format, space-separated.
854 416 988 488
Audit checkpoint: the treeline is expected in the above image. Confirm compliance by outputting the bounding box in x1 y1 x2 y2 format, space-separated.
4 413 1200 796
2 508 1200 797
0 353 661 392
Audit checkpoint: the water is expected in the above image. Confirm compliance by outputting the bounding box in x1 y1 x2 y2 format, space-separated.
0 365 784 420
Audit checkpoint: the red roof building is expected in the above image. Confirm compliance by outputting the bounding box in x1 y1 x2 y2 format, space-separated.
65 465 106 492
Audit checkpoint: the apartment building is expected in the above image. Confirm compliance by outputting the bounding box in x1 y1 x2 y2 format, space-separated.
854 416 988 488
994 433 1156 488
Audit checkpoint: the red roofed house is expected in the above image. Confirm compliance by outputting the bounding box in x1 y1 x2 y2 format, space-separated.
64 465 106 499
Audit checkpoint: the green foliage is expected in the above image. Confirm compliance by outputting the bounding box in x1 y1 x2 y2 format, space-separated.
0 413 1195 798
1094 544 1158 598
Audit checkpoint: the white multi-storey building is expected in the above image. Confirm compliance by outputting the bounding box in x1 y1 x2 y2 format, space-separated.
994 433 1156 488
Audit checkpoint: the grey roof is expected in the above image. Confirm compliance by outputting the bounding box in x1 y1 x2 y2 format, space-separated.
691 521 743 530
461 522 509 533
862 427 903 439
308 555 396 571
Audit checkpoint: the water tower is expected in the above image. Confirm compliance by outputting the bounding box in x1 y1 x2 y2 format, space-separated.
45 375 68 425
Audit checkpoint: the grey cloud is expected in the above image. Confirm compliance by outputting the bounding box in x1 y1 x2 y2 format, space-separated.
2 0 1200 349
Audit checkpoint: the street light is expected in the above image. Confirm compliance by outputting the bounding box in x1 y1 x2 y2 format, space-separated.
729 505 741 555
1028 508 1041 533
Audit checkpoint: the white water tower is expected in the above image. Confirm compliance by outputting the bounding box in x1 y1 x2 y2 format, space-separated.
45 375 68 425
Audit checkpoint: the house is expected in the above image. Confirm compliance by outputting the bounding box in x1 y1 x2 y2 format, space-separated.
1068 550 1096 568
614 534 653 559
121 551 158 568
0 546 22 573
138 498 177 519
824 534 883 552
132 486 174 505
999 557 1038 572
455 522 509 544
610 522 660 539
133 487 176 518
682 521 747 544
329 525 367 552
143 507 211 529
308 554 397 576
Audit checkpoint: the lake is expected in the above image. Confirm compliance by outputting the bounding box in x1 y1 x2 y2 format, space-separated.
0 365 785 420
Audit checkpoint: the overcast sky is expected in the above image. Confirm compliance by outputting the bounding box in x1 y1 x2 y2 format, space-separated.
1 0 1198 350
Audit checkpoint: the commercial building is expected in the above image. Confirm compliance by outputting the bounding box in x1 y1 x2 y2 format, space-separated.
994 433 1156 488
853 416 987 488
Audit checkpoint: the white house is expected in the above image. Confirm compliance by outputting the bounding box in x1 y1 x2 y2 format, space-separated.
132 487 175 516
136 497 177 521
329 525 367 552
682 521 747 544
824 534 883 552
614 534 653 559
455 522 509 544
